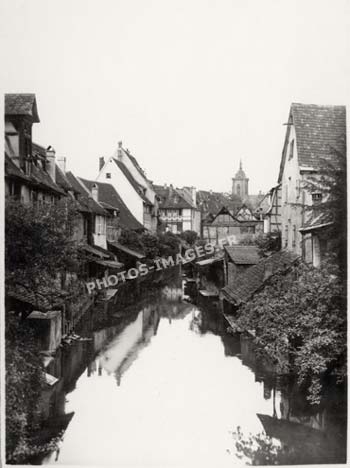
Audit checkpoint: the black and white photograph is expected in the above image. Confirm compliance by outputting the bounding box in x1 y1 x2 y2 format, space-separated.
1 0 348 466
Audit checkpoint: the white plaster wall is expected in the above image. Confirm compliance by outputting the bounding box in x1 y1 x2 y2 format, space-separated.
97 158 144 224
280 125 304 255
114 148 157 205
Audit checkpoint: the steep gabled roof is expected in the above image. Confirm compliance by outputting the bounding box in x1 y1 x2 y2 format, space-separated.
197 190 242 218
113 159 153 205
5 93 40 122
278 103 346 182
4 154 30 182
30 143 65 195
5 142 64 196
222 250 299 305
79 178 144 230
66 172 107 216
153 185 194 209
55 164 73 192
224 245 260 265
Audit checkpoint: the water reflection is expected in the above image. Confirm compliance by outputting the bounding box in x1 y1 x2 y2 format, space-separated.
35 274 346 466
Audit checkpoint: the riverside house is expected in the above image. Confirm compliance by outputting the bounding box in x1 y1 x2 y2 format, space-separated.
96 141 158 232
153 184 201 235
278 103 346 267
201 206 263 245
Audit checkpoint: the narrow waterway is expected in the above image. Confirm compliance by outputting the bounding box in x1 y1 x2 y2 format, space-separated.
37 273 346 466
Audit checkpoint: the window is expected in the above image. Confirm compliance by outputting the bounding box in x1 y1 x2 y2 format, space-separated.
284 225 288 247
292 225 296 247
285 185 288 203
236 184 241 196
106 173 111 179
288 140 294 160
312 193 322 204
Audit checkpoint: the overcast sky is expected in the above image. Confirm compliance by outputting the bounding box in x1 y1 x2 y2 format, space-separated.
1 0 349 193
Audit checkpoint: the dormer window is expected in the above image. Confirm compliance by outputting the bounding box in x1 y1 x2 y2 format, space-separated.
106 173 111 179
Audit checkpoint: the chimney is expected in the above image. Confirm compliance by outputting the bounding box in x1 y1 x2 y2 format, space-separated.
91 183 99 202
46 146 56 181
117 141 123 160
57 156 66 173
99 157 105 171
191 186 197 207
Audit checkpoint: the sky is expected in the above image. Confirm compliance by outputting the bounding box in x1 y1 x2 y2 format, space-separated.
1 0 349 194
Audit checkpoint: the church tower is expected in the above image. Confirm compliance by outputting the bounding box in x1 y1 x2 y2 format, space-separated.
232 160 249 199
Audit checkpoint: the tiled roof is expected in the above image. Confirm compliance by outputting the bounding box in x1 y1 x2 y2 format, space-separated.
5 93 40 122
80 244 111 259
124 149 148 180
197 190 242 219
6 283 65 311
222 250 299 305
31 162 65 195
176 188 197 209
224 245 260 265
4 154 30 182
66 172 107 216
153 185 194 209
79 178 144 230
5 145 65 196
279 103 346 182
113 159 153 205
243 194 266 211
299 211 334 233
55 164 73 192
108 241 145 259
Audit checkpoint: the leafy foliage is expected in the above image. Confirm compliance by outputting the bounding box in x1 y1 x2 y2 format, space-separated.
119 229 181 260
254 232 281 256
5 197 80 290
179 230 198 246
5 313 61 463
236 258 346 403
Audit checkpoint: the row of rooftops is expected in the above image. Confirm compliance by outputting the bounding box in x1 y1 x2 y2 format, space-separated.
4 94 144 230
5 94 346 231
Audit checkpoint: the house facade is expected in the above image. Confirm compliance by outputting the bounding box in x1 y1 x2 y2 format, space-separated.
202 206 263 245
96 141 158 232
154 184 201 234
5 94 65 204
256 184 282 234
278 103 346 266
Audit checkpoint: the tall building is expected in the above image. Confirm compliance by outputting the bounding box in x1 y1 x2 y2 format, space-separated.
232 160 249 199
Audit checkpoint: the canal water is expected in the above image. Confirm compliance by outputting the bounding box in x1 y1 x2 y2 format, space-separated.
37 271 346 466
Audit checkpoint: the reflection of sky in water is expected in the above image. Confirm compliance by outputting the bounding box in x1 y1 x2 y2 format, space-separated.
43 308 277 467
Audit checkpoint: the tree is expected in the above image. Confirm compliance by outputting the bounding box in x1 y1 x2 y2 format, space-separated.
5 197 80 293
118 229 144 253
254 232 281 256
179 230 198 246
139 232 160 258
5 198 81 461
236 258 346 404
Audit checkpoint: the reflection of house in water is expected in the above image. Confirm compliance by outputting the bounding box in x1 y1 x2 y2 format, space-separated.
97 306 160 385
161 286 183 301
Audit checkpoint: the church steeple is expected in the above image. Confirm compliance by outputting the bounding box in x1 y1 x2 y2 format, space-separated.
232 160 249 199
